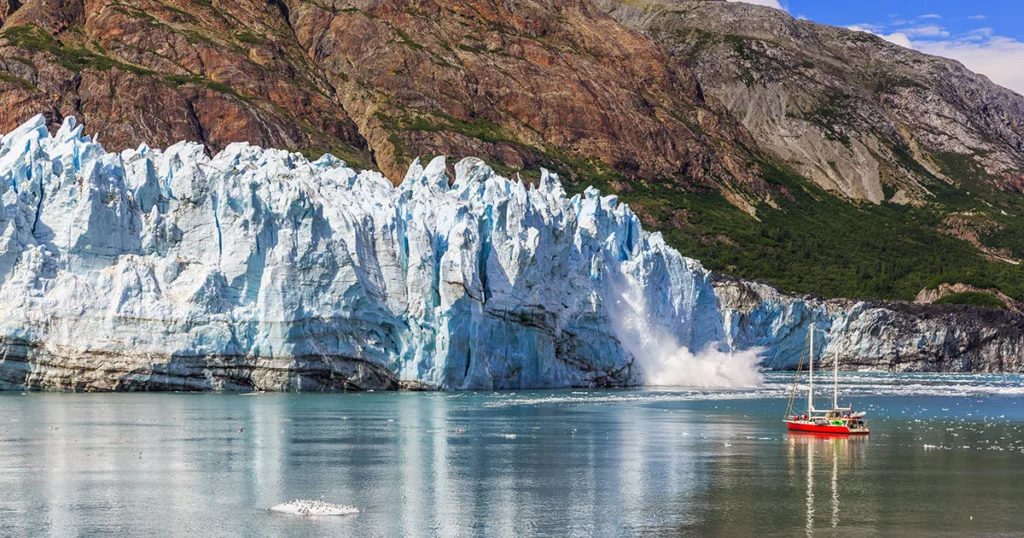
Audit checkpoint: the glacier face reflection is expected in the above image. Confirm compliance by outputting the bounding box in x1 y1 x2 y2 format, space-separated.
0 392 715 536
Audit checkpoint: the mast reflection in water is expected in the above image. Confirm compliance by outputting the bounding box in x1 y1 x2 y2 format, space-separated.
788 433 868 536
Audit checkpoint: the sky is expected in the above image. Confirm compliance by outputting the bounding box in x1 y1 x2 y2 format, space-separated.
727 0 1024 95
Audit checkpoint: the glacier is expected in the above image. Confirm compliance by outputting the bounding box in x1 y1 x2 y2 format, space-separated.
0 115 727 391
716 278 1024 373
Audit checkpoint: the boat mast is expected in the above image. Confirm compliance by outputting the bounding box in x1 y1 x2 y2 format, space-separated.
808 323 814 413
833 348 839 410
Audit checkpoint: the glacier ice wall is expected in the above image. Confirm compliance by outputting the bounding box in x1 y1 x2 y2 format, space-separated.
716 278 1024 373
0 115 725 391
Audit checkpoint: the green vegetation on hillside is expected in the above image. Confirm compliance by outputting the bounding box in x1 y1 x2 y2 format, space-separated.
0 25 249 99
1 25 154 75
559 161 1024 303
934 292 1007 310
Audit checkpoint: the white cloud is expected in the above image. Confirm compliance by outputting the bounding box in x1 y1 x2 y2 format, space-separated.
961 27 995 42
915 37 1024 95
881 32 914 49
919 14 942 19
968 15 986 21
902 25 950 38
848 23 886 33
726 0 785 11
846 22 1024 95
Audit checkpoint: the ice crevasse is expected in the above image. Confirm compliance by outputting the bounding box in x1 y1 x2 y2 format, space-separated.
0 115 728 391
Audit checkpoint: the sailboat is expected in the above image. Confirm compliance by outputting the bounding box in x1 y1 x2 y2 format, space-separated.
783 323 869 435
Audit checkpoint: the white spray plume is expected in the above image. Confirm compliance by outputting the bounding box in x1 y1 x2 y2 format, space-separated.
631 339 764 388
609 274 763 388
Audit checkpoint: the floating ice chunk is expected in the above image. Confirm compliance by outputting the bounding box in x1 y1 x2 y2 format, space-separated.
269 500 359 516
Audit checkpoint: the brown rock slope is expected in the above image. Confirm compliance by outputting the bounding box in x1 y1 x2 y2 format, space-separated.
594 0 1024 304
0 0 770 202
0 0 372 164
286 0 761 189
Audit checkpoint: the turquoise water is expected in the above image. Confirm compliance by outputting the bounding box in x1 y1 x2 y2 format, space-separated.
1 373 1023 536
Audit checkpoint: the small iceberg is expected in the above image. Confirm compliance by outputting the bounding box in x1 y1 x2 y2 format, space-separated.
269 500 359 516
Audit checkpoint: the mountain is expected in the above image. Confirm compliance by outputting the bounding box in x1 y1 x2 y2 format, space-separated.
0 0 766 193
603 0 1024 205
2 1 1024 307
0 0 374 165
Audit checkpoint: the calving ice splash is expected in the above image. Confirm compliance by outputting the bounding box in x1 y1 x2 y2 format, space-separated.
611 276 762 388
0 115 759 391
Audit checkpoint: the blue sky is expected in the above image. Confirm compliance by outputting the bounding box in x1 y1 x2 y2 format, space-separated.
728 0 1024 94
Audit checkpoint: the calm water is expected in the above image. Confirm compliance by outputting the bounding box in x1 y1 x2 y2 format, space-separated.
1 373 1023 537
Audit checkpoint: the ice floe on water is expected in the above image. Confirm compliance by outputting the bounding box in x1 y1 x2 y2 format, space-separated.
481 372 1024 408
269 500 359 517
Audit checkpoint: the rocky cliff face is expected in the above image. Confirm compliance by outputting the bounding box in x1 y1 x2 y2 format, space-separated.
0 0 373 166
717 277 1024 373
0 0 767 197
598 0 1024 309
0 115 724 391
915 283 1023 314
601 0 1024 205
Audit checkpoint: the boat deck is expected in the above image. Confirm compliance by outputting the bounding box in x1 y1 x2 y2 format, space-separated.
785 419 869 435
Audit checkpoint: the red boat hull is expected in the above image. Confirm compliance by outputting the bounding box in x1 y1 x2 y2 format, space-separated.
786 421 869 435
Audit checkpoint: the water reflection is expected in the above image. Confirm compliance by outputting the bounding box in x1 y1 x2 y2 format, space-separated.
787 433 868 536
3 391 1024 536
0 393 720 536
